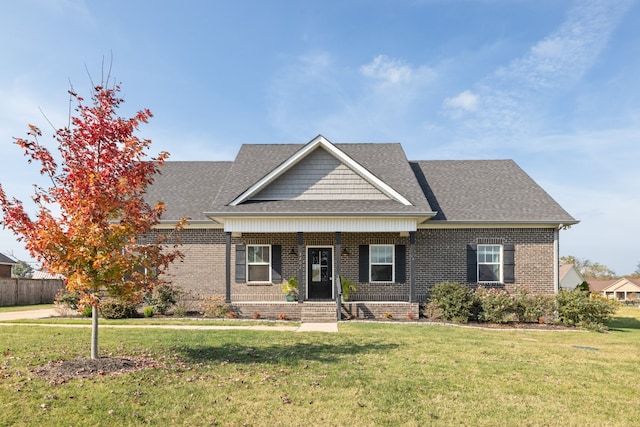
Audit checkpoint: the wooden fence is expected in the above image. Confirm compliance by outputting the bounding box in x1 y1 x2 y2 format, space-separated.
0 278 65 306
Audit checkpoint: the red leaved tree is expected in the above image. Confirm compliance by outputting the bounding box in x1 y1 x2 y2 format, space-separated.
0 83 185 359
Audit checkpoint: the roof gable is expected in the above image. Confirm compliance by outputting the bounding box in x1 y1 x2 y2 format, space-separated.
605 278 640 292
252 146 391 201
229 135 411 206
0 253 17 265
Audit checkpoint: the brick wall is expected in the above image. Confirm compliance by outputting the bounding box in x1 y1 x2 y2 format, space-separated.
148 227 557 304
414 228 556 298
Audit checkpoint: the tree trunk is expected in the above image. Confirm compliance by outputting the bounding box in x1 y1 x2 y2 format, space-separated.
91 304 99 359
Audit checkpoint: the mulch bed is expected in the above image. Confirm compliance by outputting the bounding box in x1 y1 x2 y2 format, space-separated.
32 357 160 383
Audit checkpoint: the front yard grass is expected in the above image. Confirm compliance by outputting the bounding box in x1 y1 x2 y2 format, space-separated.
0 303 54 313
1 306 639 426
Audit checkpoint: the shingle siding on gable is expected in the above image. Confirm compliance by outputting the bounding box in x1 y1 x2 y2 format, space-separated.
253 148 389 201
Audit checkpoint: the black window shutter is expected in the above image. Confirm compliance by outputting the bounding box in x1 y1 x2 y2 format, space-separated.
395 245 406 283
271 245 282 284
503 244 515 283
235 244 246 283
359 245 369 283
467 244 477 283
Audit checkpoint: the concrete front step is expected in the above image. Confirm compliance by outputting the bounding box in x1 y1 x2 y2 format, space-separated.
301 303 338 323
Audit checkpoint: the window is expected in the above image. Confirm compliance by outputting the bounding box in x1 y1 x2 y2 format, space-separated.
370 244 394 282
247 245 270 282
477 244 502 283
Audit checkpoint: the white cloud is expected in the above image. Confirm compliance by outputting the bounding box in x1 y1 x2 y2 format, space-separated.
361 55 414 84
360 54 434 86
443 90 479 115
447 0 634 143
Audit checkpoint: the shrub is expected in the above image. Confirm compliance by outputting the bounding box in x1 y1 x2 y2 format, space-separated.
144 284 177 315
475 287 516 323
278 313 288 320
53 288 80 310
81 305 93 317
200 295 230 318
423 301 443 321
513 286 555 323
173 287 198 316
252 311 261 319
383 312 393 319
429 282 474 323
143 306 154 318
100 298 139 319
556 290 619 330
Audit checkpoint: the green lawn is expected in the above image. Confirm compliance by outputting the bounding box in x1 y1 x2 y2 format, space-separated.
1 307 639 426
0 304 54 313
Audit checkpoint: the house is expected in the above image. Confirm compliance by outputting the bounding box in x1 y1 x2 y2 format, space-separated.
0 253 17 278
31 270 66 280
145 135 578 320
589 278 640 302
559 264 585 290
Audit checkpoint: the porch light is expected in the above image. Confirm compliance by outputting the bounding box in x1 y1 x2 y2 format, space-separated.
341 247 349 256
289 247 298 256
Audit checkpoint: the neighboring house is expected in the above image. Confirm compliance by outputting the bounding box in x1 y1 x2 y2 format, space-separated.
31 270 66 280
589 278 640 302
145 135 578 320
0 253 18 278
559 264 585 290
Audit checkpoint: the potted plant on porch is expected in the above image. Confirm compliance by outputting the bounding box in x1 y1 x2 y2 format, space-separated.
281 276 299 302
341 277 356 302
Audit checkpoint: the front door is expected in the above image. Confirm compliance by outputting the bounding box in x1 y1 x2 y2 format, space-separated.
307 247 333 300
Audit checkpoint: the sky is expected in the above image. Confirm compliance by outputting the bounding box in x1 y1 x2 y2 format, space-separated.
0 0 639 275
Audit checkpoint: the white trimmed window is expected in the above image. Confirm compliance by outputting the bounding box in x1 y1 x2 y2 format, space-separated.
477 244 502 283
247 245 270 282
370 244 394 282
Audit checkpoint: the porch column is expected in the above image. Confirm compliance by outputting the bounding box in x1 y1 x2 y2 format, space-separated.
335 231 342 291
297 232 304 303
225 231 231 303
409 231 416 303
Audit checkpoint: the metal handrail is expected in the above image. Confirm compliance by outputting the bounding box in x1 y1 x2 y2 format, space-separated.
336 276 342 321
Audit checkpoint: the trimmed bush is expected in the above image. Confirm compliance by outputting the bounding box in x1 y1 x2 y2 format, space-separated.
143 306 154 318
81 305 93 317
475 287 516 323
100 298 139 319
200 295 231 318
429 282 474 323
144 284 177 315
513 287 555 323
54 289 80 311
556 289 618 331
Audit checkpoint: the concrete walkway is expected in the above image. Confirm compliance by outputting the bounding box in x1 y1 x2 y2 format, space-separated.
0 309 338 332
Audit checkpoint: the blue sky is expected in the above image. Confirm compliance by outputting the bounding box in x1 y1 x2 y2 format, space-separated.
1 0 639 275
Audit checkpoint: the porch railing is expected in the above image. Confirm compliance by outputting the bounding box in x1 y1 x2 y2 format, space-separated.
335 276 343 321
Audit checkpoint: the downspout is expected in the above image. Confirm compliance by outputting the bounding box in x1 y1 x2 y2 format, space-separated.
553 227 560 294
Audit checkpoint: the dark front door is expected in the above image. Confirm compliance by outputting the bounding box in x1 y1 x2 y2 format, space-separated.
308 247 333 299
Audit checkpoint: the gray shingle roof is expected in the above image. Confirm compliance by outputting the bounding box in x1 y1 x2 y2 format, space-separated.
146 144 576 225
145 161 232 222
208 143 433 215
411 160 577 223
0 253 17 265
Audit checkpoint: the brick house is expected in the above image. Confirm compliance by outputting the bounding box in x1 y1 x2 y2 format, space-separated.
0 253 17 278
146 135 578 321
